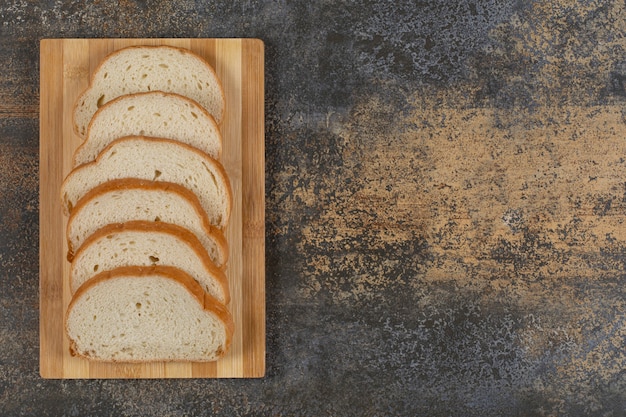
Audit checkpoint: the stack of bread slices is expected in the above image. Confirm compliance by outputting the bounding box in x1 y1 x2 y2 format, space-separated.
61 45 234 362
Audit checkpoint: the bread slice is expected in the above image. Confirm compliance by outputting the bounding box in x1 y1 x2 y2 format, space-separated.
66 265 234 362
66 179 228 268
61 136 232 229
70 221 230 304
73 45 225 137
73 91 222 167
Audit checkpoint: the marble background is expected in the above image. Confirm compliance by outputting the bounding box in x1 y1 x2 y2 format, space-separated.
0 1 624 416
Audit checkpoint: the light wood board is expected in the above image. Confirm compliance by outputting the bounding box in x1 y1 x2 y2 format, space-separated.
39 38 265 378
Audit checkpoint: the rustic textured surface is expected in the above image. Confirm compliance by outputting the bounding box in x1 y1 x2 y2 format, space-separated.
1 0 625 416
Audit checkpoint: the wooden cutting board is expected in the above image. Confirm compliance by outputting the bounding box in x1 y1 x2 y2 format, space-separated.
39 38 265 378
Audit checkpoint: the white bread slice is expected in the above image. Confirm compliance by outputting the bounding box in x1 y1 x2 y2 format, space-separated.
66 265 234 362
70 221 230 305
66 179 228 268
73 92 222 167
61 136 232 229
73 45 225 137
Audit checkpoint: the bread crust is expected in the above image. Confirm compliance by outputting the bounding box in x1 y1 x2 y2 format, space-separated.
71 220 230 303
65 178 228 260
66 265 234 363
73 45 225 137
61 135 233 228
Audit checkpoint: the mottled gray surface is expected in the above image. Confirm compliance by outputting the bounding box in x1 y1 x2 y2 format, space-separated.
1 1 625 416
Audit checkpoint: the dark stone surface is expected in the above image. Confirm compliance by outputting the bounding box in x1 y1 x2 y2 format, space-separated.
1 1 625 416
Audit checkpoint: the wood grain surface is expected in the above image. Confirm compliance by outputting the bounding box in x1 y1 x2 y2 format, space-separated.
39 38 265 379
